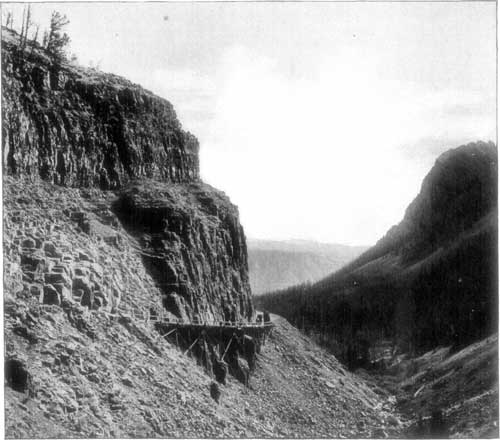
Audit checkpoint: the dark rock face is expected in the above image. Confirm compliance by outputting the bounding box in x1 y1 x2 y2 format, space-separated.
209 382 221 403
5 358 32 394
349 141 498 267
2 28 253 326
2 29 198 189
114 180 254 322
258 141 498 361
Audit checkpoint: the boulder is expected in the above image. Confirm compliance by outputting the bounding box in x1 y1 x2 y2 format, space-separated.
72 276 92 296
52 264 71 276
90 263 104 278
209 382 221 404
73 288 84 302
13 325 39 344
81 290 94 309
43 284 61 305
213 358 228 385
44 271 71 287
92 297 101 310
93 290 108 307
5 358 32 394
29 284 43 301
21 238 36 249
74 266 90 277
53 283 71 300
43 242 63 258
78 250 94 263
242 335 257 371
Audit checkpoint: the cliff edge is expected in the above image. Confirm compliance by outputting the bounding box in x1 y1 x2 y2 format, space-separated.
2 27 198 188
2 27 253 324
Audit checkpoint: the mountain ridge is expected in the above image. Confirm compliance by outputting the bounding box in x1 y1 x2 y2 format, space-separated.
247 238 367 295
257 140 498 359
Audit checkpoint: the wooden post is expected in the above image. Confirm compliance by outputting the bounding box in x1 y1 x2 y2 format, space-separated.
221 334 234 361
163 328 177 338
184 334 201 356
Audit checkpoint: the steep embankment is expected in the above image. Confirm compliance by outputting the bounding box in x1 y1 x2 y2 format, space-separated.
248 239 367 295
5 198 407 438
258 141 498 361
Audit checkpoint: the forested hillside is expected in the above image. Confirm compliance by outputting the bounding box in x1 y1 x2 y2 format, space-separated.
257 142 498 366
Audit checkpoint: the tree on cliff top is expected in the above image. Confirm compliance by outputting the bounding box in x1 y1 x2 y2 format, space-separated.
43 11 70 62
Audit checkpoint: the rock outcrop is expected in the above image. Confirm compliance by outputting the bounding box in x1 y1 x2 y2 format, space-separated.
2 28 198 189
2 27 253 325
4 177 165 318
114 180 253 322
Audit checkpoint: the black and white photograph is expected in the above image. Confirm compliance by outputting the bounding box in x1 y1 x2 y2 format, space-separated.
1 1 498 438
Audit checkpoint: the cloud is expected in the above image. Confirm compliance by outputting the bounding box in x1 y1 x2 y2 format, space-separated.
199 45 495 245
57 34 496 246
13 2 492 246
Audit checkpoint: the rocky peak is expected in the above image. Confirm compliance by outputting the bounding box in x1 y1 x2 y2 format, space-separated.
382 141 497 264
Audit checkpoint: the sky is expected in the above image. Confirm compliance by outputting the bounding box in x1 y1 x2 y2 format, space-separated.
3 2 496 246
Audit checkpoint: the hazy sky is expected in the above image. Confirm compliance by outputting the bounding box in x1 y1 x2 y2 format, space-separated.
4 2 496 245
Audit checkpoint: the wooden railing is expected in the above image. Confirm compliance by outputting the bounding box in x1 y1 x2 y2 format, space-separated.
97 301 272 330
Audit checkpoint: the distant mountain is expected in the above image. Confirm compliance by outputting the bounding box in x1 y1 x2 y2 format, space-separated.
248 239 367 295
257 141 498 365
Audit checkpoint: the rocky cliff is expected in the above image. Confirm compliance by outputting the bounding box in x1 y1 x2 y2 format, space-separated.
2 27 253 331
2 28 198 188
114 180 253 322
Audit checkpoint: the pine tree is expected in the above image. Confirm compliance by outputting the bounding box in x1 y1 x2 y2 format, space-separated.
45 11 70 62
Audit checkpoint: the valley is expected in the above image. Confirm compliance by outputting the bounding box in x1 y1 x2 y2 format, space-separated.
257 141 498 437
2 19 498 440
248 239 367 295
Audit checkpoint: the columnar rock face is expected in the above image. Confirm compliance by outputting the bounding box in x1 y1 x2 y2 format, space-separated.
3 177 165 318
2 28 199 189
114 180 254 322
2 27 253 324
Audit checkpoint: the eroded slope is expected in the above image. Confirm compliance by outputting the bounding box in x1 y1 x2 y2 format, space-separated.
4 179 405 438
